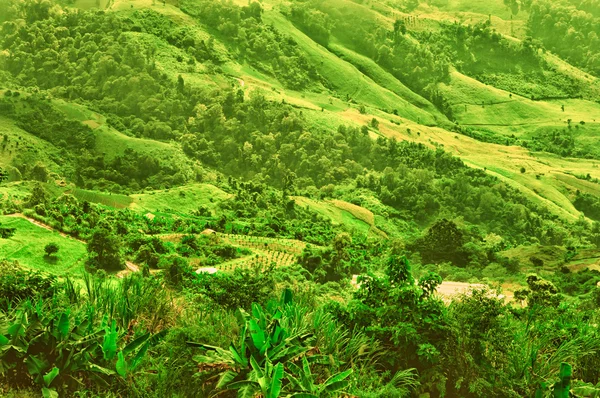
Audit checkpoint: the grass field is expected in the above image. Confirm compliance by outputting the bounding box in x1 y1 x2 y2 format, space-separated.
3 0 599 228
0 117 63 180
0 216 87 277
70 188 133 208
263 11 441 125
130 183 231 214
292 196 376 237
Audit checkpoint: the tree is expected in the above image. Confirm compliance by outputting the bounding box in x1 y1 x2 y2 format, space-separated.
44 243 59 258
27 183 48 207
418 219 467 265
0 224 16 239
177 74 184 93
31 163 49 182
0 167 7 183
333 255 446 390
87 226 124 271
159 254 190 287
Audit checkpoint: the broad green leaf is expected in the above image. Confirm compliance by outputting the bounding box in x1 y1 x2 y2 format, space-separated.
8 322 24 339
57 312 69 340
288 394 319 398
187 342 220 349
26 355 48 377
0 334 8 346
322 380 350 393
280 288 293 305
216 370 238 388
43 367 60 387
301 356 312 384
42 387 58 398
122 333 150 355
268 363 284 398
322 369 352 388
285 372 304 391
236 383 258 398
271 324 283 345
148 329 168 345
249 319 268 354
229 343 247 366
249 356 264 378
102 320 118 360
116 351 127 377
129 340 150 371
88 364 116 376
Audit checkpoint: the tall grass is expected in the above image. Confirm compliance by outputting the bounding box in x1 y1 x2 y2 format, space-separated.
79 273 175 332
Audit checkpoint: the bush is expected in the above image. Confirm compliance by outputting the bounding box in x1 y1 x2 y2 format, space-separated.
191 267 275 310
44 243 59 257
0 260 56 309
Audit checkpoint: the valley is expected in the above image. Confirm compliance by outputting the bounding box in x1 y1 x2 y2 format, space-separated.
2 0 600 396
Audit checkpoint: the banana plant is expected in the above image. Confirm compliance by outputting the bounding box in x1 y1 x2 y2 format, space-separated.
192 303 312 388
285 356 353 397
191 289 353 397
0 300 164 396
225 357 285 398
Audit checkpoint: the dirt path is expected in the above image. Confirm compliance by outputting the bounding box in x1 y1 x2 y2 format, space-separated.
116 261 141 278
436 281 486 296
5 213 86 244
351 276 514 302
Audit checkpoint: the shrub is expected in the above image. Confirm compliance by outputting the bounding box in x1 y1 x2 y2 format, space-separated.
44 243 59 257
0 260 56 309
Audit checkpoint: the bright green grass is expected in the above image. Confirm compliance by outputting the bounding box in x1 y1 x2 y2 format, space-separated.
293 196 373 237
441 71 600 137
130 183 231 214
328 39 443 125
264 12 439 125
0 117 63 179
422 0 525 21
71 188 133 208
0 216 87 277
93 124 178 160
71 0 111 10
53 99 100 122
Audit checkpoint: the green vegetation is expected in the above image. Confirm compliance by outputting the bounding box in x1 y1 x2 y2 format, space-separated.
3 0 600 396
0 215 86 277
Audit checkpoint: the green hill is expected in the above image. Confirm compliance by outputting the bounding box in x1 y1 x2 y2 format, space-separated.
4 0 600 396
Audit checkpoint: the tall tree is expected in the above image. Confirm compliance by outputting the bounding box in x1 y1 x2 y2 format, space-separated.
87 225 124 271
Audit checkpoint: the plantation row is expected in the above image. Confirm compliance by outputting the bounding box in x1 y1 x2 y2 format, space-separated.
214 250 298 272
219 233 307 255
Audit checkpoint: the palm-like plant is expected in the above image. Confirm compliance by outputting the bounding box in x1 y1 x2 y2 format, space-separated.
190 289 353 397
286 356 352 397
0 292 165 396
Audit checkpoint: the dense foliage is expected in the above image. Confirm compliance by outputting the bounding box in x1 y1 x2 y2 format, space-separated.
3 0 600 396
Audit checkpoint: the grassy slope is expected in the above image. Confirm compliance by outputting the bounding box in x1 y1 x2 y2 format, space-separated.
264 11 440 126
70 188 133 208
110 0 600 223
130 183 231 214
292 196 378 237
4 0 599 227
0 216 87 277
53 98 183 160
442 71 600 135
0 117 63 180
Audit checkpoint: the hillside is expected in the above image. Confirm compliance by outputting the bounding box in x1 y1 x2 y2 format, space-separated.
3 0 600 397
